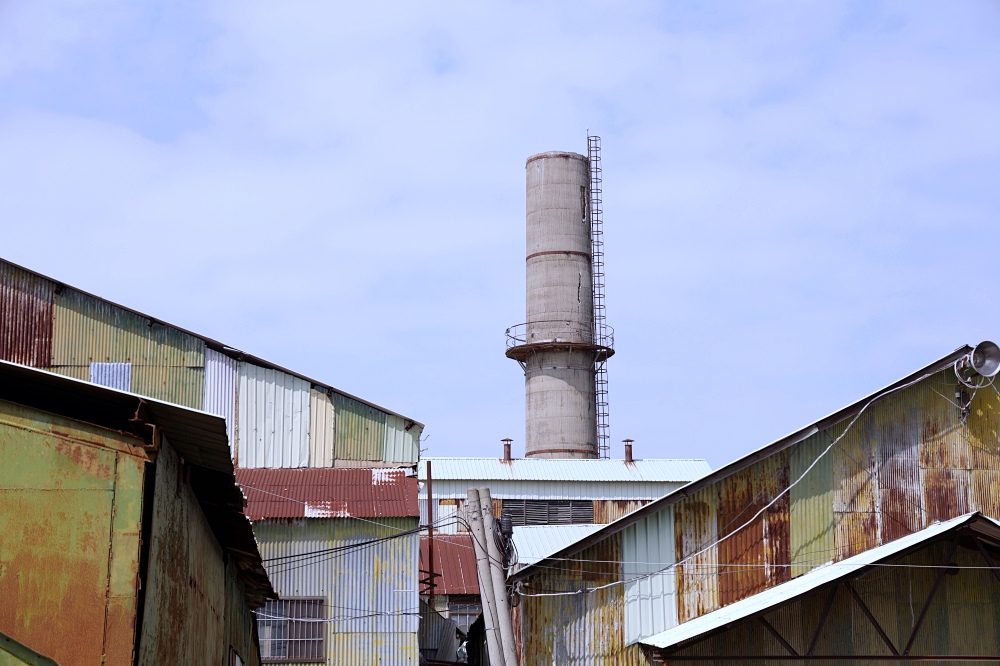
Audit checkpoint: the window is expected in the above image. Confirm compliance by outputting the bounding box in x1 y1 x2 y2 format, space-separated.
502 500 594 526
447 596 482 635
258 598 325 663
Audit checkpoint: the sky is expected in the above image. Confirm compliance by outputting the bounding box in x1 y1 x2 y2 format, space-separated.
2 2 1000 469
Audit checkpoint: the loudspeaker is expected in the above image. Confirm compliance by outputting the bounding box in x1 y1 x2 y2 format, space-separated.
970 341 1000 378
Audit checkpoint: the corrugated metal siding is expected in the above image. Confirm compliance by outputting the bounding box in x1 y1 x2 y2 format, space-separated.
384 414 419 465
50 288 206 408
520 537 650 666
789 428 834 577
421 457 712 483
420 534 479 595
310 388 336 467
674 485 718 623
0 398 146 666
254 517 420 665
90 361 132 391
226 558 262 666
427 480 685 502
205 348 237 454
595 499 649 524
237 362 311 468
622 505 676 645
333 392 386 463
0 261 54 367
717 451 790 606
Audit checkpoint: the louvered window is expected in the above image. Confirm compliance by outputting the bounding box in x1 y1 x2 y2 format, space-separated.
503 500 594 526
259 598 325 663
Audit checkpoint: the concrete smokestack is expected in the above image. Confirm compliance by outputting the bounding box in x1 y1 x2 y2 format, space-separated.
505 151 614 459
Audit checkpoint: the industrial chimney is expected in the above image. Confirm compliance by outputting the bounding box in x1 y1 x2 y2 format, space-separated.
505 137 614 459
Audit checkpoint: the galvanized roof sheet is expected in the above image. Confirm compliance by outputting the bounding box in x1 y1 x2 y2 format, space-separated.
640 512 1000 651
237 467 419 520
420 458 711 483
420 534 480 595
512 524 604 570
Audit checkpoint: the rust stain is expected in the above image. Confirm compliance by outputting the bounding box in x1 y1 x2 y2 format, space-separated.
674 486 719 623
0 261 54 367
55 439 114 482
921 467 969 522
594 499 648 524
717 452 789 606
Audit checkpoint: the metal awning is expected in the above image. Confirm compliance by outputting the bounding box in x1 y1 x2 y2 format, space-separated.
641 512 1000 660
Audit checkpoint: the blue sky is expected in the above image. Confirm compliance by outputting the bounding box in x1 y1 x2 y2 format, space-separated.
2 2 999 468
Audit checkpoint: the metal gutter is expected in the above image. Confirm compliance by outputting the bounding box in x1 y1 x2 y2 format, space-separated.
511 345 972 582
0 257 424 428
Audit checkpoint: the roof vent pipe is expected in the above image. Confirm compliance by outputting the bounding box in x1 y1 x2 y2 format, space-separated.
502 438 513 463
623 438 634 464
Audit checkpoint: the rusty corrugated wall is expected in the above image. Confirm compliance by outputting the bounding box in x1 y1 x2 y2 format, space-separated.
136 437 261 666
515 364 1000 662
594 499 649 524
0 262 54 367
0 397 146 666
519 536 651 666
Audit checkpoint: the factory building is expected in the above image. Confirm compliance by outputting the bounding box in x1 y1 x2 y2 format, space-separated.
509 343 1000 664
237 467 421 664
0 359 272 665
0 257 423 469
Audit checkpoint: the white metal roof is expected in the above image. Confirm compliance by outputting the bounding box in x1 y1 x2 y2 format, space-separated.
511 525 605 571
420 458 711 483
640 512 1000 651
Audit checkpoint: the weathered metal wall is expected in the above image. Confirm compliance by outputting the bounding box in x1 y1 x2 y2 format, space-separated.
136 436 261 666
0 262 54 367
253 516 420 665
49 288 205 408
673 485 718 623
204 348 238 454
90 361 132 391
237 362 311 468
595 499 650 524
333 392 387 463
622 505 676 644
310 387 336 467
789 428 835 576
519 536 651 666
668 538 1000 660
717 451 789 606
0 398 146 666
384 413 419 465
225 558 262 666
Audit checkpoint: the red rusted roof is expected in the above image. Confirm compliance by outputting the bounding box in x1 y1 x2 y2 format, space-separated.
236 468 419 520
420 534 480 595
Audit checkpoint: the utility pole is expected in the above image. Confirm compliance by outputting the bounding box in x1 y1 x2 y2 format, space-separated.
426 460 436 606
480 487 519 666
467 488 505 666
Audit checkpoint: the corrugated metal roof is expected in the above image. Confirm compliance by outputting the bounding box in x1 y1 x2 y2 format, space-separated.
237 467 419 520
419 458 711 483
512 524 604 570
511 345 973 583
640 511 1000 651
420 534 479 595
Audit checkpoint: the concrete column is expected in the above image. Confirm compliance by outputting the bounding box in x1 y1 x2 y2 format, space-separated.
479 487 519 666
467 488 505 666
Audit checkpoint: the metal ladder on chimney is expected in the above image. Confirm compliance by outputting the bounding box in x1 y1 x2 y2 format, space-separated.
588 135 611 459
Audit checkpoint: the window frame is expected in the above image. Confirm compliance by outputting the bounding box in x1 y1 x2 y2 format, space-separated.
258 596 327 664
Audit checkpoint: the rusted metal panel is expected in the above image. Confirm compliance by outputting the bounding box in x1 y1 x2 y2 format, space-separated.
237 468 419 520
310 387 335 467
520 536 648 666
0 261 54 367
226 558 262 666
921 467 970 522
204 348 237 455
789 429 834 577
595 499 648 524
622 504 676 644
333 392 386 463
717 451 789 607
237 362 310 468
673 485 719 623
833 407 879 560
136 437 236 666
253 516 420 664
0 397 146 666
420 534 479 595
